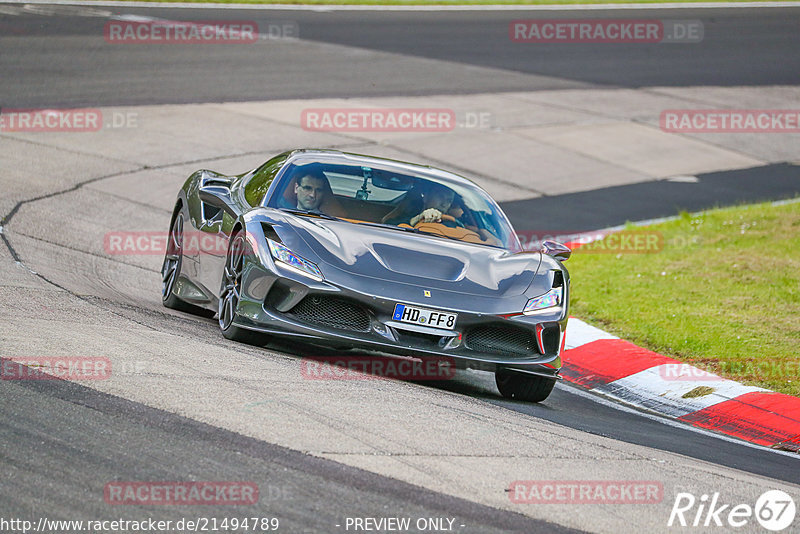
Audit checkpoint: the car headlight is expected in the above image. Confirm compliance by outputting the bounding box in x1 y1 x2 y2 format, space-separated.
523 288 562 315
267 239 323 281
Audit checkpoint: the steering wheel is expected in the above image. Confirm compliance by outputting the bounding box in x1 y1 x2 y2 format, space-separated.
439 214 465 228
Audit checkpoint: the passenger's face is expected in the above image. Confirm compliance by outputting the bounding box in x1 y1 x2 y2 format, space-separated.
426 189 454 212
295 176 325 211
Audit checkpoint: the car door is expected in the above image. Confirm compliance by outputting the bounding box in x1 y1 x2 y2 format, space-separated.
196 155 288 301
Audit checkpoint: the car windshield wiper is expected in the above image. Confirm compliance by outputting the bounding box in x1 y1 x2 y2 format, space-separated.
355 220 506 248
281 208 342 221
352 221 422 234
354 221 461 242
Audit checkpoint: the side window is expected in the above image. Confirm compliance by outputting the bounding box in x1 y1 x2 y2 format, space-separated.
244 155 288 207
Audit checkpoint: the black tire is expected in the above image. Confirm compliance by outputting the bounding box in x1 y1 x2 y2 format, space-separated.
218 230 268 346
161 211 215 317
495 369 556 403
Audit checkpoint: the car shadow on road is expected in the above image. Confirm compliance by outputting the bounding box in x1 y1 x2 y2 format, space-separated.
263 337 504 401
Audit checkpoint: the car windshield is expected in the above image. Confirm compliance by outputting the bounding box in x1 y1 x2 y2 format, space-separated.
266 158 521 251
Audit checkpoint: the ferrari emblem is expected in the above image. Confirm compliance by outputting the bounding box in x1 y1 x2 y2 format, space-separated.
424 290 431 297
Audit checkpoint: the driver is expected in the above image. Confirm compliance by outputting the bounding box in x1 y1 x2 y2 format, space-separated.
294 173 328 211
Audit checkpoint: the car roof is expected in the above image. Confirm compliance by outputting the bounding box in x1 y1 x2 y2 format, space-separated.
284 149 480 190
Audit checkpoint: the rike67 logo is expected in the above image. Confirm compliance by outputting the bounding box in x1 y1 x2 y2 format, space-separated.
668 490 796 531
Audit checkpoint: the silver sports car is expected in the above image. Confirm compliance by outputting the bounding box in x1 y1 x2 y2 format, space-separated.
161 149 571 402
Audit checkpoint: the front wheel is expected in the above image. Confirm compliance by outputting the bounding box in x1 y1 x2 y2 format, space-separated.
495 369 556 403
161 213 194 311
218 230 267 346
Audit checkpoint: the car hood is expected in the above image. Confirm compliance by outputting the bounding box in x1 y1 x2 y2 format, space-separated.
276 215 543 297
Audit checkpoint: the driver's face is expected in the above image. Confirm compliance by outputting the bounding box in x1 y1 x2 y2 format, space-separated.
426 189 454 212
295 176 325 211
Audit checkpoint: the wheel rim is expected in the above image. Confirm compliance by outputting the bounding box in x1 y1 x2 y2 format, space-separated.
219 233 245 331
161 213 183 300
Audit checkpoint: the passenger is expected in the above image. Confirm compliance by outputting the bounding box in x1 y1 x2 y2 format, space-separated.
382 182 502 246
409 184 456 226
382 182 454 226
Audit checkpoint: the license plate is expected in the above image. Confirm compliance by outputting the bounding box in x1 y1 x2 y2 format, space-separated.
392 303 457 329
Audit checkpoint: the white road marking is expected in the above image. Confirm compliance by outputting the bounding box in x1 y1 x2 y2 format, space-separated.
597 364 768 417
564 317 618 350
4 0 800 10
667 174 699 183
15 3 112 16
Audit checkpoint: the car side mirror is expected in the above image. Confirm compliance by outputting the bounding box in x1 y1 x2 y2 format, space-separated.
199 186 238 218
541 240 571 262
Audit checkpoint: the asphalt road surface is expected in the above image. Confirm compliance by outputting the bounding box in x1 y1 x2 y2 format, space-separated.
1 5 799 106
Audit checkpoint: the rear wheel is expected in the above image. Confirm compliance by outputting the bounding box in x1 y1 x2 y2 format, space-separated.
495 369 556 403
219 230 267 345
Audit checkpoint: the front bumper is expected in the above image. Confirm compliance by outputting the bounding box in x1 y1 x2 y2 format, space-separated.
234 261 567 378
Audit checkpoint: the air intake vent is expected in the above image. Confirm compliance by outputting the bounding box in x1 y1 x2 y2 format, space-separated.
465 325 537 356
288 296 370 332
261 223 281 243
540 325 561 354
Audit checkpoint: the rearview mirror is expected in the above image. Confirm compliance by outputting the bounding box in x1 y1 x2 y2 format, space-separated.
541 240 571 262
199 186 238 218
371 174 414 191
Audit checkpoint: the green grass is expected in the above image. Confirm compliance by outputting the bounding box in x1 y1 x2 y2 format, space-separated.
567 199 800 397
